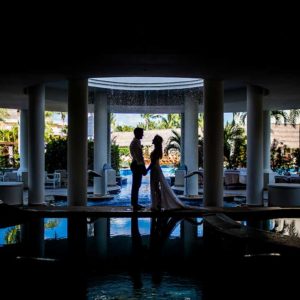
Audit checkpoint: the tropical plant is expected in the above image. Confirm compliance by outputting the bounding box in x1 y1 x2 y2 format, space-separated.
0 108 10 121
164 130 181 155
270 139 293 171
164 130 204 168
138 113 160 130
5 225 20 244
111 137 120 175
45 137 68 172
198 113 204 134
115 125 135 132
288 109 300 128
154 114 181 129
223 121 247 169
110 113 116 131
45 219 59 229
293 148 300 167
234 109 300 127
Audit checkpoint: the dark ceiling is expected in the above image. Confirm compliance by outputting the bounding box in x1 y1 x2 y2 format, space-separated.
1 12 300 107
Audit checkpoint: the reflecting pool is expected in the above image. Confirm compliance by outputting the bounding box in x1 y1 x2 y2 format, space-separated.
0 213 299 299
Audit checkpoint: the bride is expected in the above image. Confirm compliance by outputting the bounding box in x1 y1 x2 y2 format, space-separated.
146 135 186 211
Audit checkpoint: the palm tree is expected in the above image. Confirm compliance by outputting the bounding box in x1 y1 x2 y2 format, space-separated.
0 108 9 121
198 113 204 136
234 110 300 127
164 130 181 154
288 109 300 128
157 114 181 129
60 112 67 125
110 113 116 131
224 121 247 169
165 130 204 167
140 113 153 130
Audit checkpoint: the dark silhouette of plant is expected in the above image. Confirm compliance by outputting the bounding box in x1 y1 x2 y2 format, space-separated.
270 139 293 171
45 137 67 172
293 148 300 167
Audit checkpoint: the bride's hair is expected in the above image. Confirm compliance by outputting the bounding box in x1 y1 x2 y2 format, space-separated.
153 135 163 159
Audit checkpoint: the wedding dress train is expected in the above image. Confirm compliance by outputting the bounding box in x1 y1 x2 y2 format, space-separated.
150 161 186 211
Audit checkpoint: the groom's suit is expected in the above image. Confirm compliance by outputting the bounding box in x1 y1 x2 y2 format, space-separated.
130 137 147 208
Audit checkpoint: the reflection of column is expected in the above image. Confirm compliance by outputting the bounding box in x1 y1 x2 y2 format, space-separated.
21 218 45 257
247 85 264 206
94 218 109 259
182 219 197 261
203 80 224 207
68 216 87 260
246 219 273 231
68 79 88 206
94 92 108 195
130 216 143 289
28 84 45 205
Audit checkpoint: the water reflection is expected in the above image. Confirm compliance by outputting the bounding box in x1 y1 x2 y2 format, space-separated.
1 214 300 299
270 219 300 237
242 218 300 238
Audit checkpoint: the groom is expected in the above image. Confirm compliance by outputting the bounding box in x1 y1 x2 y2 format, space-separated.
130 127 147 210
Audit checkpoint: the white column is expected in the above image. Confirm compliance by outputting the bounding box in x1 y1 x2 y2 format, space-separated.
67 79 88 206
180 113 185 166
263 110 271 170
263 110 273 188
28 84 45 205
18 109 28 172
247 85 264 206
107 112 111 166
94 92 108 195
203 80 224 207
184 94 199 196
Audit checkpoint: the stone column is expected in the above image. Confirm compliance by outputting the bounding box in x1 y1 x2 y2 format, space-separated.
28 84 45 205
67 79 88 206
94 92 108 195
263 110 273 188
203 80 224 207
18 109 28 172
180 112 185 166
18 109 29 188
247 85 264 206
184 94 199 196
107 112 111 166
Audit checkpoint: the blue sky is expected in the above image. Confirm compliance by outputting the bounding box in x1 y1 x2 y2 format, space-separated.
115 113 233 126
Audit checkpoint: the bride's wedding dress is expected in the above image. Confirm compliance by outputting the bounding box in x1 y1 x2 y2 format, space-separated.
149 156 186 211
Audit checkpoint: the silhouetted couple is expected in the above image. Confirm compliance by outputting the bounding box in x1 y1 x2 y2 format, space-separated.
130 127 185 211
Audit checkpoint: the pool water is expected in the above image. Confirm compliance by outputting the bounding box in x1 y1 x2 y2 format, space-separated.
0 216 206 299
87 272 203 299
1 214 299 299
72 167 238 209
